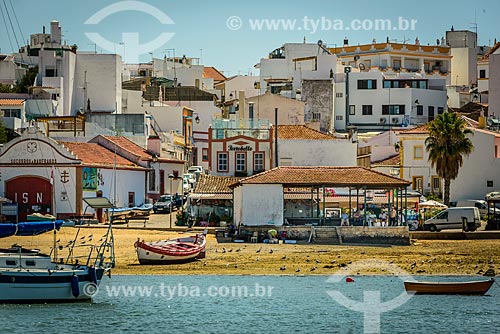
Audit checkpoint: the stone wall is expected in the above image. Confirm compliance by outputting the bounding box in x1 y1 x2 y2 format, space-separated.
337 226 410 245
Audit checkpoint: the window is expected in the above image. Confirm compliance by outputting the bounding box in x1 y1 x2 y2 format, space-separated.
416 105 424 116
236 152 246 172
312 112 321 120
349 105 355 115
412 176 423 192
217 152 228 172
362 105 372 115
487 180 494 187
25 260 36 266
254 152 264 172
437 107 444 114
128 192 135 207
202 148 208 162
495 145 498 158
1 108 21 118
335 115 343 120
6 260 16 266
382 80 428 89
249 103 254 119
148 170 155 191
335 92 343 98
428 106 435 121
432 176 441 192
357 79 377 89
413 146 424 159
382 105 405 115
480 69 486 78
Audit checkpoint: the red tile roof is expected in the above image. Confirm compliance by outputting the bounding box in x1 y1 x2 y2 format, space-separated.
0 99 25 106
372 154 400 166
277 125 337 140
480 42 500 61
59 142 140 168
397 124 429 135
194 174 241 194
233 166 410 188
101 136 151 160
203 67 226 82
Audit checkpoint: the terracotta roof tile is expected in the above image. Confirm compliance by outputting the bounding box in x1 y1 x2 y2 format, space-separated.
202 67 226 82
277 125 337 140
234 166 410 188
59 142 139 168
397 124 429 135
0 99 25 106
372 154 400 166
102 136 151 160
194 174 241 194
480 42 500 61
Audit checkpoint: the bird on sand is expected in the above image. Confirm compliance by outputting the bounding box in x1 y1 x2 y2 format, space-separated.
281 255 286 260
280 265 286 271
269 249 273 254
295 267 301 272
256 247 262 253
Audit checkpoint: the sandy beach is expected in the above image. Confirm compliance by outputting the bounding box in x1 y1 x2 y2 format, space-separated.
1 225 499 276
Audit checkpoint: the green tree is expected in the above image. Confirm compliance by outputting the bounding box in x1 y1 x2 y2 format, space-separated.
0 120 7 144
425 112 473 205
15 66 38 94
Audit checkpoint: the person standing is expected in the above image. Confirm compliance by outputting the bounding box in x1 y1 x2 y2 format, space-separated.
379 211 388 227
389 207 397 226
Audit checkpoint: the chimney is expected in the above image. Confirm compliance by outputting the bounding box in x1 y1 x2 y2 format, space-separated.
147 136 161 157
238 90 245 121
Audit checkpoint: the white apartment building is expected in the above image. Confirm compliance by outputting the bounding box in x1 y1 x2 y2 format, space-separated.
341 71 447 131
487 48 500 118
257 41 450 132
396 123 500 201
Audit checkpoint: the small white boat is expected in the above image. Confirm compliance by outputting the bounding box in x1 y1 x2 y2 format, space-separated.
0 197 116 303
134 233 206 264
0 221 113 303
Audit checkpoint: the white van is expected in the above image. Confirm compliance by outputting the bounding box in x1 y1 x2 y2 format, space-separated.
424 207 481 232
449 200 496 216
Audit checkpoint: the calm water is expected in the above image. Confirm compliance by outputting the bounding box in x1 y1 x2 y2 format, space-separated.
1 275 498 334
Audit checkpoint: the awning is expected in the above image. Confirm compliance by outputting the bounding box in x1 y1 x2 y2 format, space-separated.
83 197 115 209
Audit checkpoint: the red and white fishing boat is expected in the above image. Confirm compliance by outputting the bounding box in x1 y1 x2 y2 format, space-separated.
134 233 206 264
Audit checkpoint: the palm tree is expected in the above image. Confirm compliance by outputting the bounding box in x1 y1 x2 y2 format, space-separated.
425 112 473 205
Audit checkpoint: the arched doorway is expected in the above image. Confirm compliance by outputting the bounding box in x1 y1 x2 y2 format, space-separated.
5 176 52 222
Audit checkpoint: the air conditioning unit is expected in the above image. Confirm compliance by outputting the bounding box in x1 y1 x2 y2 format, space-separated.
379 117 387 124
392 117 399 124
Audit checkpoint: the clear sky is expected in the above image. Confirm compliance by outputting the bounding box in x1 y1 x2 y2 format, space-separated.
1 0 499 76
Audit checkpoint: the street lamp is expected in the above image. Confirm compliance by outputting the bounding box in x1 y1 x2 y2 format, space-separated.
168 174 181 228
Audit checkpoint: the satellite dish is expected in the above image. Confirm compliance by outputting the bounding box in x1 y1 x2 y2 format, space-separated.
317 40 323 46
359 63 366 71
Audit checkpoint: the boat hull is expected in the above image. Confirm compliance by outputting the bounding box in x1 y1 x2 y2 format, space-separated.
404 279 494 295
135 235 206 265
0 267 105 303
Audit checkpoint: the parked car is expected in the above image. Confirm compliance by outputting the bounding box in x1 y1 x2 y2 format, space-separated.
153 194 184 214
450 199 500 217
424 207 481 232
183 179 191 194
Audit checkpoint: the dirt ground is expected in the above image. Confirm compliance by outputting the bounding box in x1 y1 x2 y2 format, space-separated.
1 226 499 276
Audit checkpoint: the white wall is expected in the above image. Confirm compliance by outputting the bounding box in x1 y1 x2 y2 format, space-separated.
245 92 305 125
237 184 284 226
450 129 500 201
279 139 357 166
73 53 122 114
220 76 259 99
450 48 477 87
489 51 500 117
342 71 447 128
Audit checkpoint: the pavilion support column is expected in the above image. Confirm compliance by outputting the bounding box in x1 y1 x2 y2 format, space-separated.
363 186 367 226
316 188 320 218
404 186 408 225
322 185 326 226
310 188 314 218
348 187 352 219
356 187 359 213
